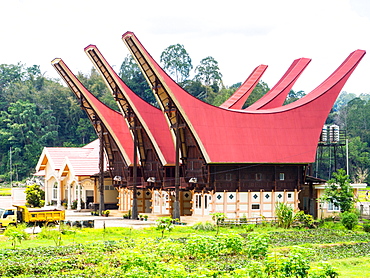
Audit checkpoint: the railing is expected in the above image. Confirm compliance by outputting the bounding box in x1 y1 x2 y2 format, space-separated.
218 217 277 226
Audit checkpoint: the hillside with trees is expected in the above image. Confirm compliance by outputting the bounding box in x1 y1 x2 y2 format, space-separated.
0 45 369 184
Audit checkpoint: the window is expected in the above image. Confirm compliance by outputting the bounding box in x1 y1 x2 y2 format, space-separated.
328 201 340 211
255 173 262 181
52 183 58 200
3 210 15 218
195 194 202 209
251 204 260 210
279 173 285 180
154 192 160 206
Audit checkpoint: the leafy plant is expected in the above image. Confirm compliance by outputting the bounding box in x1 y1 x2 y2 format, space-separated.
155 217 174 238
192 221 216 231
4 224 29 249
265 247 312 278
340 211 358 230
245 232 269 259
211 212 226 235
275 202 294 229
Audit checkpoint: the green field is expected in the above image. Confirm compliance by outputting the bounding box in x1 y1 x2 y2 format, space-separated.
0 188 11 196
0 222 369 277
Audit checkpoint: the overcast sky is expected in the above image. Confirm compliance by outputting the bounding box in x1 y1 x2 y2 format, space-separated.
1 0 370 95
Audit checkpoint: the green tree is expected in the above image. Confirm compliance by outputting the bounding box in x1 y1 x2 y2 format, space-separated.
284 89 306 105
333 91 357 111
0 62 99 181
119 55 156 105
2 100 46 178
160 44 193 83
211 87 237 106
244 81 270 108
194 56 223 87
180 80 207 101
25 183 45 207
77 68 119 111
321 169 355 213
348 137 370 183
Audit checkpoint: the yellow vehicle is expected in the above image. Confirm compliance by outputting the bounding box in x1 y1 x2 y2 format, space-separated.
0 205 65 228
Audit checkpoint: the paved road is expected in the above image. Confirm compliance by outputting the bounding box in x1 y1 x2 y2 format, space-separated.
65 211 155 229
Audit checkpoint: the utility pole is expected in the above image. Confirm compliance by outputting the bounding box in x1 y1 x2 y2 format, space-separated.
98 121 105 215
9 147 12 187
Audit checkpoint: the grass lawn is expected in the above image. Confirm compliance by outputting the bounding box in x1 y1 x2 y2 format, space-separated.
322 257 370 277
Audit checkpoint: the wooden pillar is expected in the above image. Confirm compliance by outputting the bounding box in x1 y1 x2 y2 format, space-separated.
132 117 138 219
173 112 181 220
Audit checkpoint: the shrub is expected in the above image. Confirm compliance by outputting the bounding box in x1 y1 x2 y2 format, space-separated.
265 247 311 278
192 221 216 231
275 202 294 229
4 224 29 249
363 220 370 233
294 211 315 228
38 226 63 246
340 211 358 230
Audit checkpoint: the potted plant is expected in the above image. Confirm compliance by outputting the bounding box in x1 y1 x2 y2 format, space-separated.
103 210 110 217
143 215 148 221
123 213 129 219
139 215 144 221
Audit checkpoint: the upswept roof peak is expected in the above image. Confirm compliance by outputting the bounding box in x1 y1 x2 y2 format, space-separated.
84 45 175 166
122 31 365 164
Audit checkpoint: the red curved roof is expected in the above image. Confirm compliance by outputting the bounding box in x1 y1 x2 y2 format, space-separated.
51 59 134 165
220 64 267 109
122 31 365 164
245 57 311 110
84 45 175 166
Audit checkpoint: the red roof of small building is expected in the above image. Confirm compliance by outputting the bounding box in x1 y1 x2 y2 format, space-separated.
122 31 365 164
35 139 105 175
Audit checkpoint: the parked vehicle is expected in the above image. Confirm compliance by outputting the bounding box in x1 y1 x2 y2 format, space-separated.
0 205 65 228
